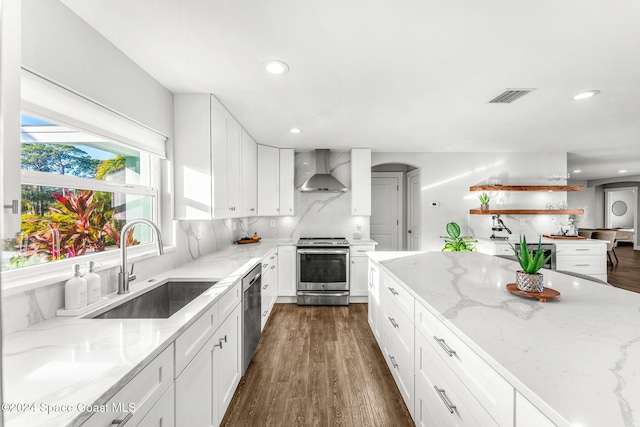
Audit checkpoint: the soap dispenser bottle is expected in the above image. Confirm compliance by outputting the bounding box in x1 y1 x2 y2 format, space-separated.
84 261 101 304
65 264 87 310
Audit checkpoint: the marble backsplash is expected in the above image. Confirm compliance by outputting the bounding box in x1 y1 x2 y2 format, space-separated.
2 150 371 335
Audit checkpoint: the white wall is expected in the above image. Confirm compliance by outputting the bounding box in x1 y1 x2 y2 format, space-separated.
567 179 597 228
21 0 173 138
372 152 568 252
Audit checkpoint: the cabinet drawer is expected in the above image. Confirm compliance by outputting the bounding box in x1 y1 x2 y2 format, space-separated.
82 345 174 426
382 293 414 358
556 255 606 275
350 245 376 256
415 302 513 427
175 303 219 377
138 384 175 427
382 321 414 417
415 331 499 427
262 248 278 269
381 271 414 319
556 244 605 256
218 280 241 321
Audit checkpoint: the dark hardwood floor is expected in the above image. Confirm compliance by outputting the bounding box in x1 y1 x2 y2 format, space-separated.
607 244 640 294
221 304 414 427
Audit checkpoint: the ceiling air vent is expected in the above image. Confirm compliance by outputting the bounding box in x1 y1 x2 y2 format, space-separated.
489 89 535 104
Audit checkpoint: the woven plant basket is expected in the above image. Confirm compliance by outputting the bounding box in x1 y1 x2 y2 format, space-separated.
516 271 544 293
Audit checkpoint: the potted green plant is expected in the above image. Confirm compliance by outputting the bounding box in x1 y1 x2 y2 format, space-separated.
478 192 490 210
441 222 478 252
509 235 552 292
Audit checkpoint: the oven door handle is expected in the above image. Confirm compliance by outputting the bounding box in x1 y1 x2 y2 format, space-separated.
297 248 349 254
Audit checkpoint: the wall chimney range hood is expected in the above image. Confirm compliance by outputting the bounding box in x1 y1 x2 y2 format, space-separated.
298 149 348 193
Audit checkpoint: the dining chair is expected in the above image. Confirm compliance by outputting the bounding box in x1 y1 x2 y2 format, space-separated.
591 230 619 264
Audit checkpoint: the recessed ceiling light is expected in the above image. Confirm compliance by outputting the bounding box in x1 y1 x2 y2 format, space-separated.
263 60 289 75
289 128 302 134
573 170 581 173
619 169 627 173
572 90 600 100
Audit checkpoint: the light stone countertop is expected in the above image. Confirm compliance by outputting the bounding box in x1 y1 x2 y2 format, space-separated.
369 251 640 427
2 239 292 427
475 236 608 245
346 238 378 246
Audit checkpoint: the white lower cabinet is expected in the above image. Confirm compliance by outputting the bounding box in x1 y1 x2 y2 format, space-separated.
415 330 499 427
277 245 297 297
368 261 382 345
82 345 174 426
261 248 278 330
349 245 375 297
175 291 242 427
138 385 175 427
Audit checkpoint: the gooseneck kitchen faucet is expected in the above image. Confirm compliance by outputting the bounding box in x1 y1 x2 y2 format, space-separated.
118 219 164 294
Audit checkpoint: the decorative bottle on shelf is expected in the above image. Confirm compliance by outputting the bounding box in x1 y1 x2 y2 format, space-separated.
84 260 101 304
65 264 87 310
251 232 260 241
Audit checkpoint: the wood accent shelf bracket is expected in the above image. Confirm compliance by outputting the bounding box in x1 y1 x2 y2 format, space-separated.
470 209 584 215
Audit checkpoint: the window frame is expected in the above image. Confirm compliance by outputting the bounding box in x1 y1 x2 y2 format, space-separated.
1 73 169 294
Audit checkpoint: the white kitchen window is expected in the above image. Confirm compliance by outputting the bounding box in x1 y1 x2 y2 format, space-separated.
1 71 167 291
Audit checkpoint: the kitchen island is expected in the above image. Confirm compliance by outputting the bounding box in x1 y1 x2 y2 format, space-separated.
369 251 640 427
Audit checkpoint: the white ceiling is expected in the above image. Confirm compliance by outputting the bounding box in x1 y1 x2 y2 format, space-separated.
60 0 640 180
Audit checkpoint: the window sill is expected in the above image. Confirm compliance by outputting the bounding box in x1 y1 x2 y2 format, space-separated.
1 245 176 298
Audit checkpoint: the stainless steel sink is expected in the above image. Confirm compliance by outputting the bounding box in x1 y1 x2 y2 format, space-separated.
91 281 217 319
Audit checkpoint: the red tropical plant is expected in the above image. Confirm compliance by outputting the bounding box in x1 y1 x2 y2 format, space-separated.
20 189 135 261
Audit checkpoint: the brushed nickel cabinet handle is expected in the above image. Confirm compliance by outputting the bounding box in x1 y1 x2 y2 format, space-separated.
388 317 399 328
433 336 456 357
434 386 457 413
389 355 398 368
388 287 399 296
111 412 133 426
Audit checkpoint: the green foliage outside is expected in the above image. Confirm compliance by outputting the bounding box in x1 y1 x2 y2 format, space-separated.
2 146 131 270
441 222 478 252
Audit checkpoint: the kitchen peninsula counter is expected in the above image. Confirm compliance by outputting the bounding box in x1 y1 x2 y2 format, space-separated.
370 251 640 427
2 239 293 426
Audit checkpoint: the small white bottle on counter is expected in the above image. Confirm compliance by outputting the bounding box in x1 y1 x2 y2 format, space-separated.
65 264 87 310
84 260 101 304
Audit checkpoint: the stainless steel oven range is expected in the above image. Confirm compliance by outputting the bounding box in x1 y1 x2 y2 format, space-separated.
297 237 350 305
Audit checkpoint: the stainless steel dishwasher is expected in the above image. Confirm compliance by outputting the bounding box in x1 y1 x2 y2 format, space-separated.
242 264 262 374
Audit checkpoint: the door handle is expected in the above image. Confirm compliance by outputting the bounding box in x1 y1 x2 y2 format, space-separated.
408 230 412 234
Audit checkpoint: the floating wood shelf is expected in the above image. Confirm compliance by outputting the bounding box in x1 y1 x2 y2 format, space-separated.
470 209 584 215
470 185 584 192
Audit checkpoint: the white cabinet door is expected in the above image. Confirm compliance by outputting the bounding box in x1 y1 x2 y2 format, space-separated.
351 148 371 216
138 385 175 427
241 130 258 217
173 94 213 219
226 112 242 217
211 96 230 219
368 261 381 344
216 303 242 423
279 148 295 216
277 245 297 297
257 144 280 216
176 336 216 427
350 256 369 297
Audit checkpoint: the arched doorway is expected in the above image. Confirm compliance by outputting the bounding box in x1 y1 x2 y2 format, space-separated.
370 163 421 251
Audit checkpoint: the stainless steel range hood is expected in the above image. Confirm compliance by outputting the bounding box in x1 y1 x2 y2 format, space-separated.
298 149 348 192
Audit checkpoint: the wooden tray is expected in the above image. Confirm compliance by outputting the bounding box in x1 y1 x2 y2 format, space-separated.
506 283 560 302
542 234 586 240
236 238 261 244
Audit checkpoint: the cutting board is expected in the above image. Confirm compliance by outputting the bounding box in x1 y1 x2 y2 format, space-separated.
542 234 586 240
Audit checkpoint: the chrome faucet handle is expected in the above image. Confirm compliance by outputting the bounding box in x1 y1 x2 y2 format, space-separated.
128 263 136 282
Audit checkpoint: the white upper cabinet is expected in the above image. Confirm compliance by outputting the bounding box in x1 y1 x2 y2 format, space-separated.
351 148 372 216
279 149 295 216
240 130 258 217
257 145 280 216
257 146 295 216
174 94 213 219
174 94 258 220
